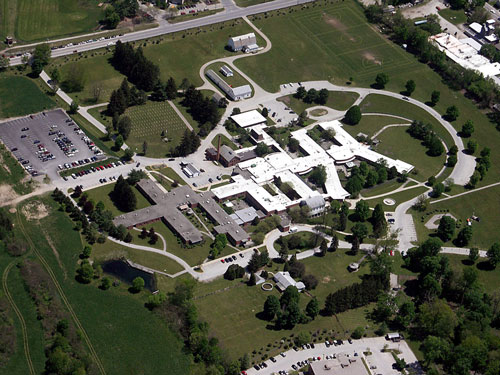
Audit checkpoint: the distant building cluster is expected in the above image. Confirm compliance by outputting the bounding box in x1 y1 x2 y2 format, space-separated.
430 33 500 87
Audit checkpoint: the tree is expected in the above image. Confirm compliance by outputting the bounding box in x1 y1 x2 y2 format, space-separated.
329 234 339 252
294 86 307 99
346 175 363 196
114 134 124 150
108 88 127 116
305 298 319 319
445 105 459 121
352 326 364 339
68 101 79 115
297 110 308 126
461 120 474 137
132 277 145 293
248 272 256 286
317 89 329 105
294 331 311 346
449 145 458 155
405 80 416 96
31 43 50 77
309 165 327 186
100 277 112 290
395 300 415 328
466 139 478 155
76 261 94 283
447 155 457 167
468 247 479 264
417 299 458 339
165 77 177 100
456 226 472 247
0 56 9 70
82 245 92 258
255 142 270 157
355 200 370 222
104 6 120 28
352 223 368 243
117 116 132 140
112 175 137 212
437 215 455 242
487 242 500 268
261 107 268 117
123 147 134 161
375 73 389 88
263 295 280 320
344 105 361 125
61 63 86 92
304 88 318 103
371 204 387 238
432 182 445 198
280 286 300 309
427 135 444 156
302 274 318 290
430 90 440 106
124 232 133 243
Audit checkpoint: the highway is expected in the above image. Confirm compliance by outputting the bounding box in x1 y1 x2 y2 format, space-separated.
7 0 315 66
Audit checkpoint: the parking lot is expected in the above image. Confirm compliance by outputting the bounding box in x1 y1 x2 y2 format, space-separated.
0 109 101 181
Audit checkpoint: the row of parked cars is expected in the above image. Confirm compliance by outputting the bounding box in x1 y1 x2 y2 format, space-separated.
69 161 123 180
220 253 244 263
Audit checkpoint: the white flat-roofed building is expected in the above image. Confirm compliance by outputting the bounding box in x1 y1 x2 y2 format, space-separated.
227 32 257 51
206 69 252 101
231 110 267 128
469 22 483 34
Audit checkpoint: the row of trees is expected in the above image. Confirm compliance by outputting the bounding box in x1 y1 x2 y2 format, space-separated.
111 41 159 91
345 160 399 197
182 85 222 137
294 87 330 105
107 78 147 118
407 120 445 157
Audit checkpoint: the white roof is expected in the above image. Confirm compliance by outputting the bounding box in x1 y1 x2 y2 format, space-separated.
232 85 252 97
469 22 482 34
229 32 256 42
430 33 500 81
231 110 266 127
273 271 305 291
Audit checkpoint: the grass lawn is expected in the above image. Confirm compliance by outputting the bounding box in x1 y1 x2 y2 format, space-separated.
51 53 126 105
91 238 184 275
149 165 186 185
0 75 55 118
278 91 359 113
343 114 410 138
84 182 151 216
236 1 416 92
205 62 251 89
0 0 103 43
374 126 446 181
366 186 429 209
13 196 192 375
211 133 237 150
438 9 467 25
360 179 404 198
359 94 453 148
168 8 224 24
0 143 35 195
195 250 377 361
412 185 500 249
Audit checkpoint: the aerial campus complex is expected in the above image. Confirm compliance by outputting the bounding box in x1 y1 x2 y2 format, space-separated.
1 1 500 375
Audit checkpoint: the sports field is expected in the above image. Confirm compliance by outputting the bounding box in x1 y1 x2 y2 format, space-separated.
0 0 103 42
0 75 55 118
236 2 415 91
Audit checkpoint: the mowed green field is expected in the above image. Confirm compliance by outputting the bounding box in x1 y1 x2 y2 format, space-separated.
413 185 500 249
374 126 446 181
205 62 250 89
52 54 126 104
0 75 55 119
236 1 415 91
0 0 103 42
343 114 410 138
8 196 192 375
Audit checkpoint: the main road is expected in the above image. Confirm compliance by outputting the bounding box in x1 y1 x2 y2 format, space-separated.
7 0 315 66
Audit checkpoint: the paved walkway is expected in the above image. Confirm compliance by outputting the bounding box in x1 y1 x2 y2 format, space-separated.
167 100 193 130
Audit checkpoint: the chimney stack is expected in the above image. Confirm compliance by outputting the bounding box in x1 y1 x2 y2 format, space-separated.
216 134 221 161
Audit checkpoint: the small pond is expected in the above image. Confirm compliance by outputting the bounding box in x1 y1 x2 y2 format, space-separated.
102 259 157 292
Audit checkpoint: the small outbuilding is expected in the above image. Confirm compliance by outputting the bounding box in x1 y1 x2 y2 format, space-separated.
227 32 257 51
274 271 305 292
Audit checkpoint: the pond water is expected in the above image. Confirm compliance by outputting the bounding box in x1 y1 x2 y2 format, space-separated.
102 259 157 292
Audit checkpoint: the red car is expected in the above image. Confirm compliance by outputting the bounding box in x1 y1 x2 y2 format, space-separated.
221 259 225 263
